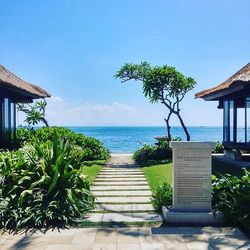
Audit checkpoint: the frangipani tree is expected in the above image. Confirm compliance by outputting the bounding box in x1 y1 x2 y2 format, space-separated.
17 99 49 127
114 62 196 141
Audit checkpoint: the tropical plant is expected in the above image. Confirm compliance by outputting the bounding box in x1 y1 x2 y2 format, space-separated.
212 171 250 231
0 133 95 230
212 141 224 154
115 62 196 140
133 141 172 163
151 182 172 212
16 127 110 160
17 99 49 127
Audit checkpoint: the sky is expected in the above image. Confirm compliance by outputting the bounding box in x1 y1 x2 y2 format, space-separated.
1 0 250 126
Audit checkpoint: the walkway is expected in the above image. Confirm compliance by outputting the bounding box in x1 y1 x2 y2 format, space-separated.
86 154 163 224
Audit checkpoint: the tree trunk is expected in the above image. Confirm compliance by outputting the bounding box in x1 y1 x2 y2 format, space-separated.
176 112 190 141
164 112 172 141
42 118 49 127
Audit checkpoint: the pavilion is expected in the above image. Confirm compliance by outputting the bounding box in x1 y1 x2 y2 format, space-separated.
196 63 250 158
0 65 50 148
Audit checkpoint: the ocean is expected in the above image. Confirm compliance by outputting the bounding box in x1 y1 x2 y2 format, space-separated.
68 126 223 153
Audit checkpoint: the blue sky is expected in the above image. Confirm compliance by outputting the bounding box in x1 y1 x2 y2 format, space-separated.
1 0 250 126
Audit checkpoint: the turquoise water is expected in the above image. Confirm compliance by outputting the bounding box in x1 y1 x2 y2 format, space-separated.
68 126 223 153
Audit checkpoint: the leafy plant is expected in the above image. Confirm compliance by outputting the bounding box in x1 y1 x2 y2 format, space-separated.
212 171 250 231
212 141 224 154
16 127 110 161
0 133 95 230
133 141 172 163
151 182 172 212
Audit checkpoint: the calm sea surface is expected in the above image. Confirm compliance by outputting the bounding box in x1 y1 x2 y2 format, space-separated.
68 126 223 153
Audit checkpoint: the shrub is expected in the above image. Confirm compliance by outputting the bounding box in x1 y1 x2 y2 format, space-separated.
16 127 110 161
212 141 224 154
151 182 172 212
212 171 250 231
0 133 95 230
133 141 172 163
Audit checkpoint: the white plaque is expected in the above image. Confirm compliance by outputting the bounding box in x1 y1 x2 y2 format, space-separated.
170 142 215 213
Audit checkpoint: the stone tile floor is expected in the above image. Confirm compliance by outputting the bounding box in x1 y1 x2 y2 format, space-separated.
0 226 249 250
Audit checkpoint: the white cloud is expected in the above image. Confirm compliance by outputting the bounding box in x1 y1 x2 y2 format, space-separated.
17 96 157 126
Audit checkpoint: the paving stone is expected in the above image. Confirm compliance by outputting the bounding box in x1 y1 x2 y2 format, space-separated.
132 203 154 212
98 172 144 175
182 234 213 250
91 185 150 191
133 213 163 222
117 227 139 236
72 235 95 244
101 204 133 212
96 227 118 235
102 213 135 222
140 243 166 250
96 196 151 203
117 235 140 244
209 234 250 249
69 244 93 250
93 190 151 196
200 226 245 236
116 244 140 250
139 235 164 244
85 213 103 222
95 178 147 182
92 243 116 250
131 197 151 203
45 244 70 250
93 181 148 185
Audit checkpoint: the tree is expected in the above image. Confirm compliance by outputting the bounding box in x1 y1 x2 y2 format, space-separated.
17 99 49 127
114 62 196 141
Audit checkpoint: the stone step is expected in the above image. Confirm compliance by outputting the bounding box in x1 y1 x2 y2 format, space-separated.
98 174 145 178
99 172 143 175
93 190 152 196
95 203 154 212
91 185 150 191
95 177 147 182
102 168 142 172
96 196 151 203
85 212 163 223
93 181 148 186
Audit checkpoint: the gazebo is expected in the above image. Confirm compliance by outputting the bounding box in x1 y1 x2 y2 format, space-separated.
0 65 50 148
196 63 250 156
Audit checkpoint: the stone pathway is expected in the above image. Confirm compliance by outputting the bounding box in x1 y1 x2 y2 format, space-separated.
0 226 249 249
86 154 163 224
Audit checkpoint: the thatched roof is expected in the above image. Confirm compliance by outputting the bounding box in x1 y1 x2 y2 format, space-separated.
0 65 50 99
195 63 250 99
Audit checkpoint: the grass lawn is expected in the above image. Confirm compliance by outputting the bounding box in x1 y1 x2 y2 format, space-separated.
142 161 172 192
82 160 105 184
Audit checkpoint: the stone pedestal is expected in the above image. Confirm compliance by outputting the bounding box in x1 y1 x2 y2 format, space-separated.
162 141 222 225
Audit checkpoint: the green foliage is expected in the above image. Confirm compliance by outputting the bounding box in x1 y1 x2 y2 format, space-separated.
133 141 172 163
212 171 250 231
0 133 95 230
16 127 110 161
17 100 49 127
115 62 196 140
143 162 172 192
212 141 224 154
151 182 172 212
115 62 196 103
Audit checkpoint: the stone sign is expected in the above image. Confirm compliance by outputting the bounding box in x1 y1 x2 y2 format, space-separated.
170 142 215 213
